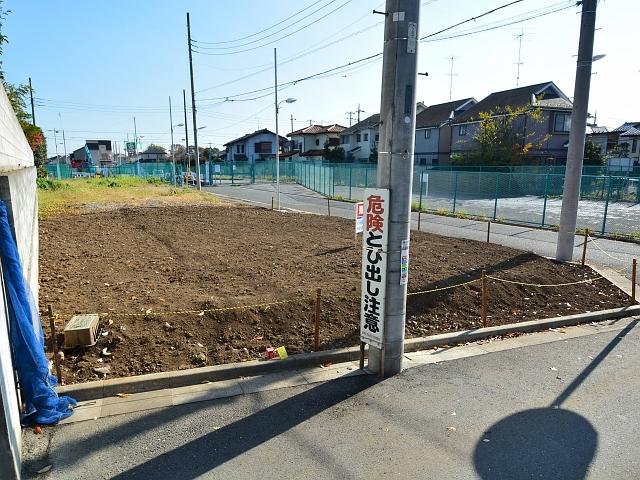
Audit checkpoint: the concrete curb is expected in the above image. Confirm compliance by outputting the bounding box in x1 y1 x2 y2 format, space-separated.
58 304 640 402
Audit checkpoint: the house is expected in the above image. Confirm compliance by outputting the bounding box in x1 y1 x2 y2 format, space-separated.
287 124 347 161
585 125 611 154
340 103 428 162
413 97 477 165
339 114 380 162
139 145 168 162
70 140 113 168
610 122 640 166
223 129 289 162
450 81 573 164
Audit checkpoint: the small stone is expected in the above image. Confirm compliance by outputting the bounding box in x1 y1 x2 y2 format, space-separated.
92 366 111 375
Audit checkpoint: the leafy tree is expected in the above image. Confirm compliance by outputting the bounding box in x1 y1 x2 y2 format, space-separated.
142 144 166 154
0 1 47 176
322 141 345 162
609 142 630 158
583 139 604 165
368 146 378 163
202 146 220 161
458 103 548 165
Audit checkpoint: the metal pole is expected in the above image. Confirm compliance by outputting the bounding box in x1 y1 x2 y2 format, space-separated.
169 96 176 185
183 89 190 180
29 77 36 125
481 271 488 328
187 12 202 190
367 0 420 377
555 0 597 261
541 171 549 226
274 48 281 210
53 129 60 179
601 176 612 234
418 211 421 231
133 117 138 158
487 220 491 243
632 259 637 305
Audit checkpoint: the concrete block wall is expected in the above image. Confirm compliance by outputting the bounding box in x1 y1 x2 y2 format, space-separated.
0 82 38 480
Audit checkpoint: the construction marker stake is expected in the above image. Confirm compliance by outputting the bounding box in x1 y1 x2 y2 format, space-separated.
417 211 421 231
47 305 63 384
314 288 321 351
581 228 589 267
327 198 331 216
632 258 637 305
486 220 491 244
481 270 488 328
359 342 365 370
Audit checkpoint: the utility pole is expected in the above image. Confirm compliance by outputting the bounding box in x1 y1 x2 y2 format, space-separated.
346 110 355 126
28 77 36 125
169 95 176 185
513 30 526 87
52 129 61 178
274 47 281 210
357 103 365 123
187 12 202 190
290 114 295 135
446 56 458 100
183 89 190 176
58 112 67 163
556 0 597 261
368 0 420 377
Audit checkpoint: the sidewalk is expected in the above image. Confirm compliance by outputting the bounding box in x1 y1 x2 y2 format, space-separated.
207 183 640 283
23 316 640 479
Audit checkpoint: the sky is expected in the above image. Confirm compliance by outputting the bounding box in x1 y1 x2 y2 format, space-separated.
2 0 638 157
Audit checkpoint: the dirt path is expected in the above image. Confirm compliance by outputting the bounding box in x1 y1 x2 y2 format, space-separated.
39 204 629 384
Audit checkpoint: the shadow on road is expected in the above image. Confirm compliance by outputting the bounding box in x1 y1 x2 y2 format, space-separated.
473 319 637 479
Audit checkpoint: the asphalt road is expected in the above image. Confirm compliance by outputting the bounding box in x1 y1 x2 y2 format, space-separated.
24 318 640 479
207 182 640 282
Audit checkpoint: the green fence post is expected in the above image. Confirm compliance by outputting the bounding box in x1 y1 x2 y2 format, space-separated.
541 172 549 226
601 175 612 234
349 164 353 200
231 163 235 185
453 171 459 214
365 167 368 188
493 172 499 220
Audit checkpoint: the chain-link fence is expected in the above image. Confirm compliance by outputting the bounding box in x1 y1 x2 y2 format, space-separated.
45 160 640 235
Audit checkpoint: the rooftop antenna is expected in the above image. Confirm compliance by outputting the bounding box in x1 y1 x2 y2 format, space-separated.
513 29 527 87
446 56 459 100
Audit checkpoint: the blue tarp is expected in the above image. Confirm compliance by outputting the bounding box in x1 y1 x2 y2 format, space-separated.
0 201 76 425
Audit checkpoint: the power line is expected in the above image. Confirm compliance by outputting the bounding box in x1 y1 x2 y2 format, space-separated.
192 0 340 50
192 0 330 45
191 0 353 56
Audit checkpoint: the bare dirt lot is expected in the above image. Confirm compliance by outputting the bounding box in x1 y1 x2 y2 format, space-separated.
39 204 630 384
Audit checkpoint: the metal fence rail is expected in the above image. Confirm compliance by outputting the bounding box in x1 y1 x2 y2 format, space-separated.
45 160 639 235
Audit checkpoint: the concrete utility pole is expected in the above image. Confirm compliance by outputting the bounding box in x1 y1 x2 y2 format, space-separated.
368 0 420 376
169 96 176 185
183 89 190 176
187 12 202 190
28 77 36 125
357 103 365 123
556 0 597 262
447 56 458 100
133 117 138 157
346 110 355 126
274 48 281 210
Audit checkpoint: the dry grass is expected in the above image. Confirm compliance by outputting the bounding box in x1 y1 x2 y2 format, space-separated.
37 176 219 219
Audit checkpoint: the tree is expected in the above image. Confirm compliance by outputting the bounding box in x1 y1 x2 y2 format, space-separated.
202 146 220 161
609 142 629 158
0 1 47 175
458 103 548 165
583 139 604 166
322 141 345 162
142 144 166 154
368 146 378 163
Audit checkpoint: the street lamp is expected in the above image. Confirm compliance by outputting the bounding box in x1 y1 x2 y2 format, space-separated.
275 95 297 210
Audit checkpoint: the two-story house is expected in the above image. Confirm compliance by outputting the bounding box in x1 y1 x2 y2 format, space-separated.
223 128 289 162
450 81 573 164
288 124 347 161
414 97 477 165
339 114 381 162
610 122 640 166
70 140 114 168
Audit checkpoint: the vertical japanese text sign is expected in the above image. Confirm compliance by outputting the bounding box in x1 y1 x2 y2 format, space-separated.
355 202 364 234
360 189 389 348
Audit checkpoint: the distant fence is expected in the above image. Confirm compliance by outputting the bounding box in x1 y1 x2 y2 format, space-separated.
45 160 640 235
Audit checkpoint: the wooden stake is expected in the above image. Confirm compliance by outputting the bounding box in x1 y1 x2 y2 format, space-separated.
581 228 589 267
271 196 274 210
379 346 385 378
47 305 63 384
481 271 488 328
314 288 321 351
359 341 365 370
632 258 637 305
417 211 421 231
486 220 491 243
327 197 331 216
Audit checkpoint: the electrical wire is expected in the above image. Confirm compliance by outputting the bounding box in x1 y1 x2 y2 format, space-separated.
191 0 353 56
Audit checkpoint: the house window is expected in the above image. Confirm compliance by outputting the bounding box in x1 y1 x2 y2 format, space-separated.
356 133 362 142
553 113 572 133
363 133 369 141
458 125 467 136
315 138 320 146
633 138 638 153
341 135 349 144
254 142 272 154
420 157 427 165
375 133 379 142
424 129 431 139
